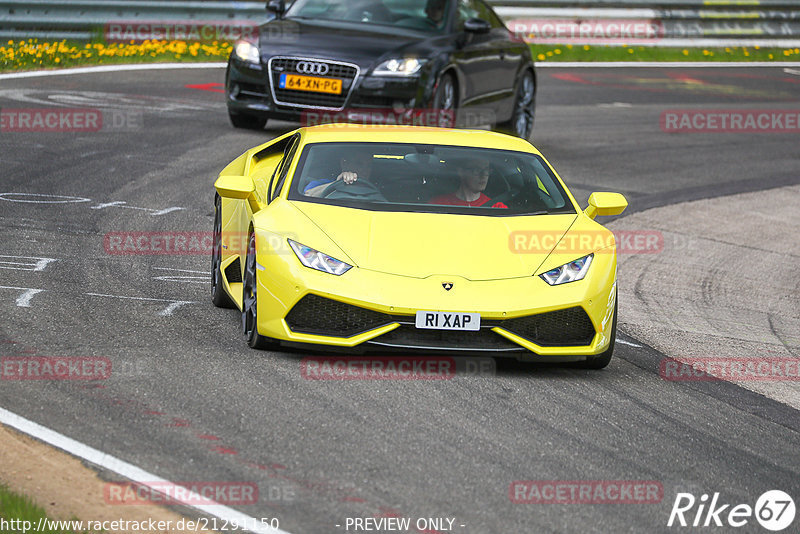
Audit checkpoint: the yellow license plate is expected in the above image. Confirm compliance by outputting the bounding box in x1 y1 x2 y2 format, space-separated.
280 73 342 95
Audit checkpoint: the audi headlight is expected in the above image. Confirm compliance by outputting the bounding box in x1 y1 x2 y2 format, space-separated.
288 240 352 276
234 40 260 64
539 254 593 286
373 58 426 76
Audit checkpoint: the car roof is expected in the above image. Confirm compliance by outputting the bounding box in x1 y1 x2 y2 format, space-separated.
297 124 541 154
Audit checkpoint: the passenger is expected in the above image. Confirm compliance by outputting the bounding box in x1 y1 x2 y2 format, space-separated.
428 156 508 208
304 149 374 197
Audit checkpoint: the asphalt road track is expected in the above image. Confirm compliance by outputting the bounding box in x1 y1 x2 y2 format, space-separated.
0 66 799 533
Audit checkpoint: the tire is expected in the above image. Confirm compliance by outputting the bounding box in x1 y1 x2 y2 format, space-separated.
578 294 617 370
432 72 457 128
211 194 236 309
497 69 535 140
229 111 267 130
242 231 275 349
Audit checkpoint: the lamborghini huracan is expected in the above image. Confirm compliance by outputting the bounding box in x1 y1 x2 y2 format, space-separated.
211 125 627 368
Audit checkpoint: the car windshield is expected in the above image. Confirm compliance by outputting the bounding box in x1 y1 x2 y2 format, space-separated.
288 142 576 216
285 0 450 32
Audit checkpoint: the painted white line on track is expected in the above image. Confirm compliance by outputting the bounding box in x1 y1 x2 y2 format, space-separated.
153 275 208 284
153 267 207 274
0 285 44 307
0 63 227 80
617 339 643 348
15 289 43 308
84 292 194 316
0 406 291 534
0 255 57 272
2 61 800 83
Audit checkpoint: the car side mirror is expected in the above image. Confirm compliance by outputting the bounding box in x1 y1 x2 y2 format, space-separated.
267 0 286 17
215 175 255 200
584 192 627 219
464 18 491 34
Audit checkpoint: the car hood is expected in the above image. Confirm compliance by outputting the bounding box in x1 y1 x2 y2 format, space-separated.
292 202 579 281
259 18 434 69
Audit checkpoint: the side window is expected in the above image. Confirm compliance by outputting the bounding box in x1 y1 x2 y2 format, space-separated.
269 135 300 202
479 0 506 29
455 0 480 30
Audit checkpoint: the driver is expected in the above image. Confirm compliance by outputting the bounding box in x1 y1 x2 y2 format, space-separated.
429 156 508 208
303 148 374 197
425 0 447 27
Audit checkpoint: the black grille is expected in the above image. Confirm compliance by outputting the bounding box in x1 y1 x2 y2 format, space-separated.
369 324 523 352
285 294 393 337
501 307 596 346
270 58 357 110
224 258 242 284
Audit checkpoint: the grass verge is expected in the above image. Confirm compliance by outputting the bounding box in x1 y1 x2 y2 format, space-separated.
0 39 232 73
2 39 800 74
0 483 88 534
531 44 800 62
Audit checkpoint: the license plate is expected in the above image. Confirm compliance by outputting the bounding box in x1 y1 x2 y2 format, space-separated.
279 73 342 94
415 311 480 331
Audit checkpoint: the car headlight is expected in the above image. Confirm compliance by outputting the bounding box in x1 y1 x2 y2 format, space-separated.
539 254 593 285
373 58 426 76
288 239 352 276
234 40 260 64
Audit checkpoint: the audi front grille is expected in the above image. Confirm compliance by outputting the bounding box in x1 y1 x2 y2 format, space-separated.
268 56 359 111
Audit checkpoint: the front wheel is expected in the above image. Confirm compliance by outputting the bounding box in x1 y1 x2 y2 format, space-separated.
211 194 236 309
242 231 275 349
229 110 267 130
432 73 457 128
497 70 535 140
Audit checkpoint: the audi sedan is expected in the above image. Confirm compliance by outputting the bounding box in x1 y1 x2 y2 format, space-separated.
225 0 537 139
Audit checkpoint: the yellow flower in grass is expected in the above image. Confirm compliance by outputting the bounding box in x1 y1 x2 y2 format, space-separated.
554 48 561 54
682 49 689 56
537 53 545 61
628 48 634 54
583 45 590 51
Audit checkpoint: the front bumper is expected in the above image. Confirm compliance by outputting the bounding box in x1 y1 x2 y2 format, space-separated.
226 56 428 122
248 229 618 359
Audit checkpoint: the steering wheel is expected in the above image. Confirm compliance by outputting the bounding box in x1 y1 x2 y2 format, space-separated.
321 178 387 202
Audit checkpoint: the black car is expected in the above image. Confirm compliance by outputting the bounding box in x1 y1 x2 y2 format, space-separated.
225 0 536 139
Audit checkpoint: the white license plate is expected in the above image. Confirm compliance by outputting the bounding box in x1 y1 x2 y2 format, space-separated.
415 311 480 331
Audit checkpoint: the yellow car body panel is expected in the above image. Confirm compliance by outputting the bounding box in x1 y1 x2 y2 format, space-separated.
213 125 626 359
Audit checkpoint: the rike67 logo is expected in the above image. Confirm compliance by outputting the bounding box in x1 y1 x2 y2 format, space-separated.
668 490 795 531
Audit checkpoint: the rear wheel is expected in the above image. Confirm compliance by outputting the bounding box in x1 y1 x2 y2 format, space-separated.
242 231 274 349
211 194 236 309
497 70 535 140
578 295 617 370
229 111 267 130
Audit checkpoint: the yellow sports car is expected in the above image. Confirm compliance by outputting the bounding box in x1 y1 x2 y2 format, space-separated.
212 125 627 368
